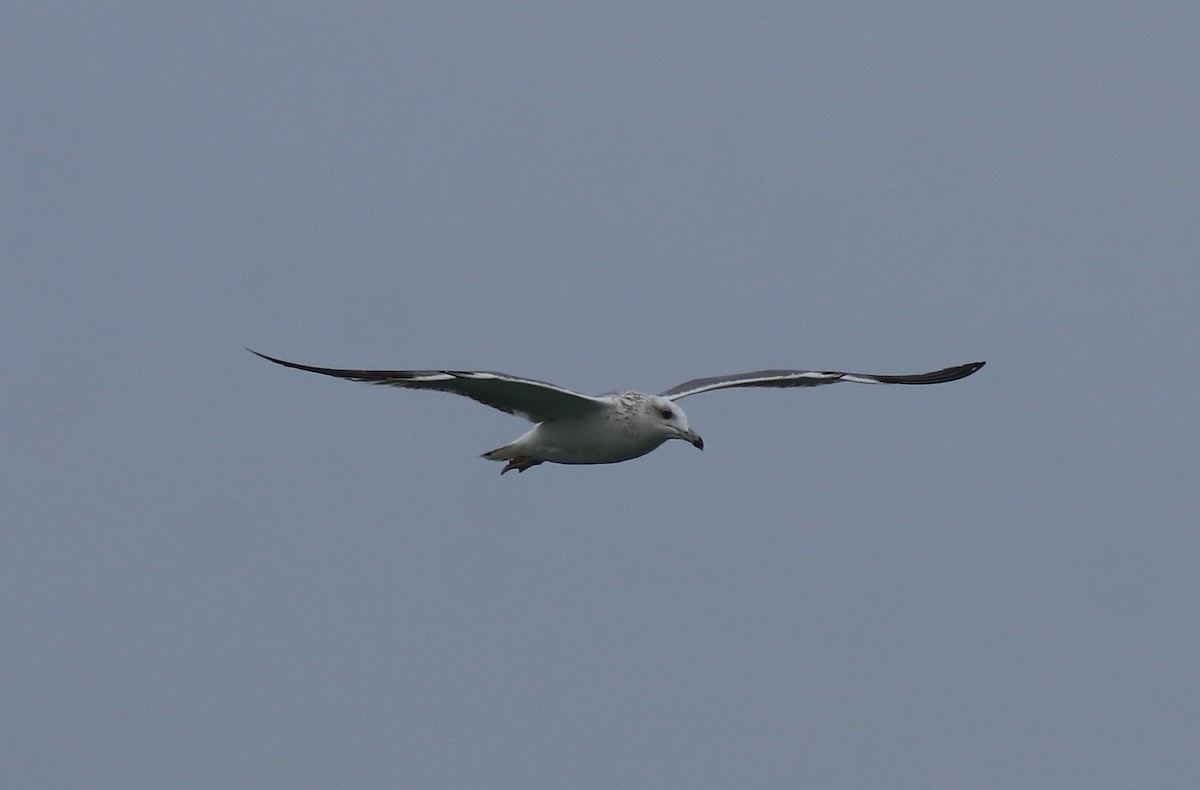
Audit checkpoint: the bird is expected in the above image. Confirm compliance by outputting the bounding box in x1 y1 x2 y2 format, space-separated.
249 349 984 474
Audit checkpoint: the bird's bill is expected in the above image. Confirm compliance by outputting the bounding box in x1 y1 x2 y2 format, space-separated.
678 428 704 450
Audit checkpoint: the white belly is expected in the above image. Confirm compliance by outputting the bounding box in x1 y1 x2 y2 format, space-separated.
511 416 667 465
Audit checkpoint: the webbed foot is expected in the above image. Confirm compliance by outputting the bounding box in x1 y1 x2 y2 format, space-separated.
500 456 543 474
499 456 542 473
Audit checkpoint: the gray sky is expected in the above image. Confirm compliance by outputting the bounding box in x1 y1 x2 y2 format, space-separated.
4 2 1198 788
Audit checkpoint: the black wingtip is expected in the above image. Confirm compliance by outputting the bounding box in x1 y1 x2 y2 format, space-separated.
246 348 289 367
246 348 324 375
872 360 986 385
940 360 985 382
927 360 985 383
246 348 403 383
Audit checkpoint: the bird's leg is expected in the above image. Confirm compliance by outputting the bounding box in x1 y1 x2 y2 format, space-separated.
500 457 543 474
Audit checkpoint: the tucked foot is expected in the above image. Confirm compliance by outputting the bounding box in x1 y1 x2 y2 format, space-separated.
500 456 543 475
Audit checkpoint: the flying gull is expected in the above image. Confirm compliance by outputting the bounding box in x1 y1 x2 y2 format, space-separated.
249 350 984 474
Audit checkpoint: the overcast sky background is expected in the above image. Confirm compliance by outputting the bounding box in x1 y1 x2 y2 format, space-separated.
4 3 1198 788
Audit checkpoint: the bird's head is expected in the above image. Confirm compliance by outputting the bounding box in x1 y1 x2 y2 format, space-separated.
643 396 704 451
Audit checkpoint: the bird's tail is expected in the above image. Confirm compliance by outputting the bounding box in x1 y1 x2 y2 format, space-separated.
481 443 519 462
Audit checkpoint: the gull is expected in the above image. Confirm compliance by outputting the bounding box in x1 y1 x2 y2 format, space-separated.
249 350 984 474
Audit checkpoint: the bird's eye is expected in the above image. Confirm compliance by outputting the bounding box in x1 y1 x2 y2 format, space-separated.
660 408 673 419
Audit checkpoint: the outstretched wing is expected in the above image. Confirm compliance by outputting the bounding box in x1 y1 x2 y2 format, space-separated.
660 361 985 401
249 350 609 422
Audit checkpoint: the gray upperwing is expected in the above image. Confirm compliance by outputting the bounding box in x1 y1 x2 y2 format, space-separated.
661 361 985 400
248 349 609 422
